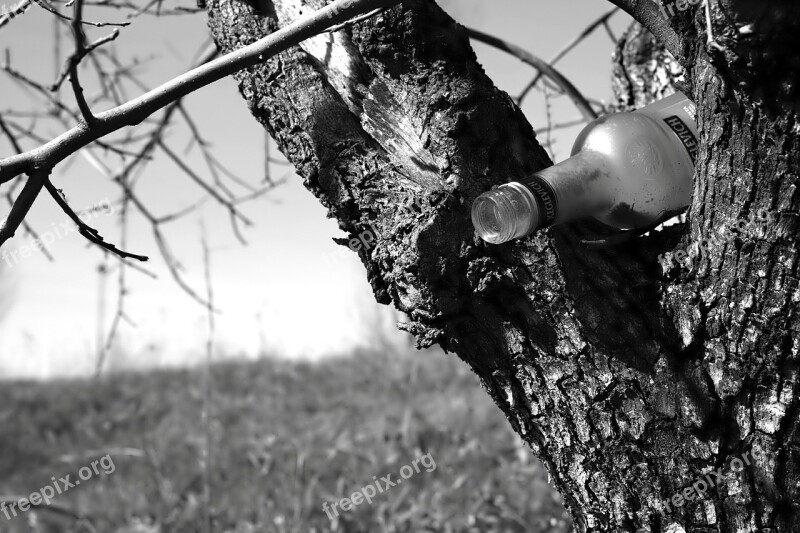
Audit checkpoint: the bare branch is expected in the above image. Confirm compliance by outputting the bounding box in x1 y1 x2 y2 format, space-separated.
465 27 599 122
325 6 386 33
518 8 619 105
94 196 133 375
0 0 32 29
534 116 587 135
96 42 264 246
0 114 23 154
0 114 55 259
0 0 401 274
33 0 131 27
0 167 49 248
3 61 143 157
263 132 271 184
0 0 400 186
43 179 149 261
602 19 617 42
53 28 121 96
157 139 253 227
199 219 214 533
605 0 681 58
68 0 97 124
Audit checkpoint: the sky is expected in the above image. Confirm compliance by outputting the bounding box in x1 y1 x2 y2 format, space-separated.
0 0 633 379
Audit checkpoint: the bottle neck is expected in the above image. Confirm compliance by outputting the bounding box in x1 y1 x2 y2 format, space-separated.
518 150 615 231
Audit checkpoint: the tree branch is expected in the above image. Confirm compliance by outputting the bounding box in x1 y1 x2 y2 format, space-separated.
53 27 121 97
0 0 399 181
605 0 681 58
67 0 98 124
517 7 619 105
33 0 130 27
43 179 149 261
0 0 31 29
0 0 401 252
466 27 598 121
0 167 49 248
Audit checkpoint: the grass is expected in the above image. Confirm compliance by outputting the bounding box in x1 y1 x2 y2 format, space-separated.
0 348 571 532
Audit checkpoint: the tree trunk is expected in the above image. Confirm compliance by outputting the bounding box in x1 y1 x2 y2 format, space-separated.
206 0 800 531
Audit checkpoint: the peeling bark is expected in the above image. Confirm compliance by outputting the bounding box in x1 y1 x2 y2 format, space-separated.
206 1 800 531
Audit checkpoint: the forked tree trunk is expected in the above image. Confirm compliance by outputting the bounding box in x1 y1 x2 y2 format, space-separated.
207 1 800 530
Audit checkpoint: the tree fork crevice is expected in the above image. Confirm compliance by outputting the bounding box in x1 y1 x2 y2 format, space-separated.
207 0 800 530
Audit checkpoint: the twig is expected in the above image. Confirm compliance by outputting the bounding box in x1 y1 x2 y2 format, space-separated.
534 116 586 135
465 27 598 122
263 132 271 184
0 495 98 532
68 0 97 124
53 28 121 95
0 167 50 248
106 43 265 207
1 0 398 183
33 0 131 27
3 62 146 158
158 140 253 227
200 221 214 533
0 114 23 155
602 20 617 43
58 447 146 462
43 179 149 261
605 0 681 58
0 0 395 307
518 8 618 105
95 256 108 372
94 194 131 375
0 0 401 219
325 6 385 33
542 82 556 160
91 81 221 307
0 0 32 29
0 115 55 259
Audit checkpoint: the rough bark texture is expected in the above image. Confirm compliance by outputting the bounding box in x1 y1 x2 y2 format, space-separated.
206 1 800 531
612 22 686 111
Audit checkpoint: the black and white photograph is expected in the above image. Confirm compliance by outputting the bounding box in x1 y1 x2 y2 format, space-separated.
1 0 798 531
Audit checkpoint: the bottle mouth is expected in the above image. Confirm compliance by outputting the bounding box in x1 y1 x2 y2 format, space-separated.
471 182 539 244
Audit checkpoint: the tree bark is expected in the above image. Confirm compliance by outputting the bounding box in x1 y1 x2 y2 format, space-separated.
206 1 800 531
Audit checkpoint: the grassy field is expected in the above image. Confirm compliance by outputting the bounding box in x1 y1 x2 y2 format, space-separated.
0 348 570 533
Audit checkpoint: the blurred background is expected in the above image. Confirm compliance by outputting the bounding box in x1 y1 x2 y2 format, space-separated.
0 0 635 531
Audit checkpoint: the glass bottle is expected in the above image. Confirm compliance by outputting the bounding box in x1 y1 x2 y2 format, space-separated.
471 92 699 244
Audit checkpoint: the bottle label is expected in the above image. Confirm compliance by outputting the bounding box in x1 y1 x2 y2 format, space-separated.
663 115 698 163
637 92 699 165
524 175 559 228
